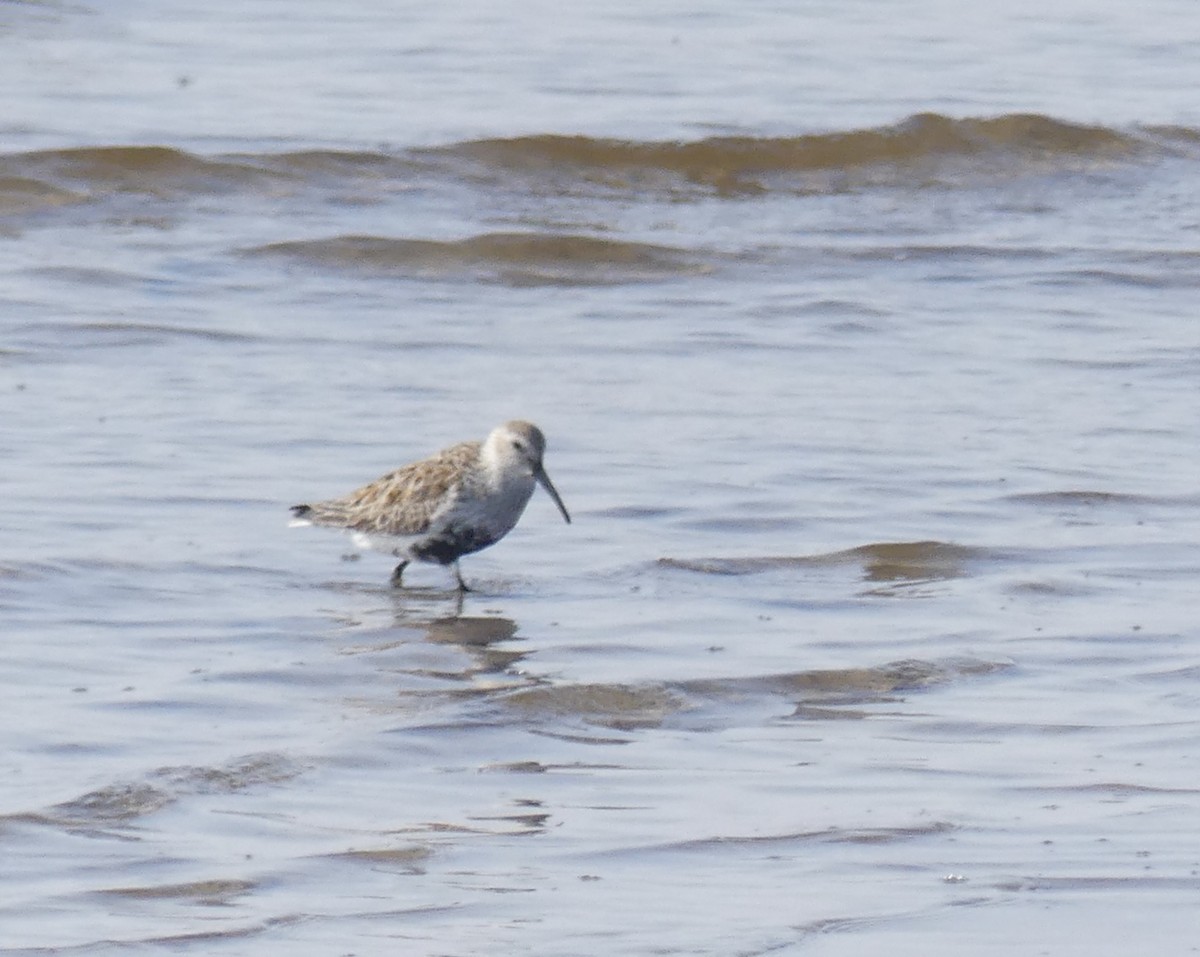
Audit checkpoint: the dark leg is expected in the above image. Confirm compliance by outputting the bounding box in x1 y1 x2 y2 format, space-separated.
390 560 409 588
452 561 471 592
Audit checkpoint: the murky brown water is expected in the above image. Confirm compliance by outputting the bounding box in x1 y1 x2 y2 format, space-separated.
3 2 1200 954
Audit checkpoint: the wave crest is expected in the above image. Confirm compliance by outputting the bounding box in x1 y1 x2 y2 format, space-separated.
246 231 712 285
428 113 1155 194
0 113 1189 219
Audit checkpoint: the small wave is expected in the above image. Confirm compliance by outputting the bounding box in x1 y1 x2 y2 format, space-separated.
494 657 1009 730
500 682 683 729
57 320 261 345
651 820 958 854
249 148 426 180
0 145 284 198
0 144 411 217
96 878 256 903
1004 489 1172 508
327 845 433 873
0 174 85 215
7 782 176 831
835 540 1008 583
660 540 1009 582
247 231 712 285
4 754 303 835
1 114 1191 215
152 752 305 794
679 657 1010 702
427 113 1162 195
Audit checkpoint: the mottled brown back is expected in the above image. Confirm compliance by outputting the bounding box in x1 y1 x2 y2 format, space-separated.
296 440 482 537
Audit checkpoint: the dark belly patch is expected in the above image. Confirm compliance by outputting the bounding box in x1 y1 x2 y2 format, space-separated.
411 525 497 565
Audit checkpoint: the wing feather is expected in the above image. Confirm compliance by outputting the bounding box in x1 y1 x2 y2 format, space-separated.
293 440 481 537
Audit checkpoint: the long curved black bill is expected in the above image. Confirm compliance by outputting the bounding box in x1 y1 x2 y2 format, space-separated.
535 467 571 524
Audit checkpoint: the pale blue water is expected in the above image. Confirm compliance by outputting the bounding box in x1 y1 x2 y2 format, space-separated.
2 2 1199 955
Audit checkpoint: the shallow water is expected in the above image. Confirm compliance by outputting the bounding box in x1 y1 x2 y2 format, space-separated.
3 1 1200 954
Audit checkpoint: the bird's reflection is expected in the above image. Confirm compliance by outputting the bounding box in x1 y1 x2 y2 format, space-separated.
387 588 528 676
421 614 526 675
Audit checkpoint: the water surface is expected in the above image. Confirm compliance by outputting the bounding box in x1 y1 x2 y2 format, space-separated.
3 2 1200 954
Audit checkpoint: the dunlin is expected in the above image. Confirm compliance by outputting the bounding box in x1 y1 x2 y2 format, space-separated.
290 420 570 590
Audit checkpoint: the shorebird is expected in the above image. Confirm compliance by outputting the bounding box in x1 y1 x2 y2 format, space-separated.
290 420 570 590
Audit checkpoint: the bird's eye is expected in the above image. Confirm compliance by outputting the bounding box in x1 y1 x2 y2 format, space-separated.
512 440 524 451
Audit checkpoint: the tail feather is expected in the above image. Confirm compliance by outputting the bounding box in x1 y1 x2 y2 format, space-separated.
289 501 355 528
